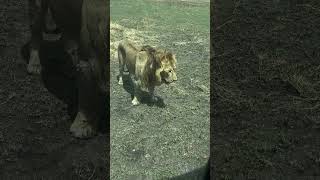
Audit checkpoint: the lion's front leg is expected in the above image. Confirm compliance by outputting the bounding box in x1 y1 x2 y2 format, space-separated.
64 39 79 66
27 48 42 74
27 0 42 75
27 16 42 74
70 111 96 138
70 61 98 138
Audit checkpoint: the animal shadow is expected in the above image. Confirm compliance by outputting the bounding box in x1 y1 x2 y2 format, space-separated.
21 40 78 118
170 158 210 180
117 74 166 108
21 40 108 133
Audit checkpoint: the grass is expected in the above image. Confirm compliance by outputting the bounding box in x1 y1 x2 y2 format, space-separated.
111 0 209 33
110 0 210 179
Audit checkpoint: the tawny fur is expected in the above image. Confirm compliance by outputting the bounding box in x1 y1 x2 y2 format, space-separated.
118 40 177 105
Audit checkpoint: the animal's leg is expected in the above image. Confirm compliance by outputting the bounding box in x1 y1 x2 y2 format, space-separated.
70 61 98 138
27 49 41 74
70 111 95 138
132 78 141 105
118 48 124 85
44 7 58 32
64 39 79 66
148 86 157 103
27 0 44 74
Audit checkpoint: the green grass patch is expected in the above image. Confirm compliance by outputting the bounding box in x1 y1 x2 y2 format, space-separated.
111 0 209 34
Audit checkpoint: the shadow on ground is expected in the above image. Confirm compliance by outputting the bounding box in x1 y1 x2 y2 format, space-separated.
119 74 166 108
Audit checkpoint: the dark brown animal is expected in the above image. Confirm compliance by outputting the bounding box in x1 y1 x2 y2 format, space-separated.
25 0 109 138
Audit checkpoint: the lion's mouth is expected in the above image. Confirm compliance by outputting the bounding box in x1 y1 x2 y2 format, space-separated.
162 78 174 85
160 71 176 84
161 78 168 84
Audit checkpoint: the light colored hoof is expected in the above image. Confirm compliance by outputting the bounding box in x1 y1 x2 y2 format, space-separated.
118 77 123 85
70 111 96 138
132 97 140 106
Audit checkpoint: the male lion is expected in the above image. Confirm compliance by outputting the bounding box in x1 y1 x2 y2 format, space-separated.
118 40 177 105
24 0 109 138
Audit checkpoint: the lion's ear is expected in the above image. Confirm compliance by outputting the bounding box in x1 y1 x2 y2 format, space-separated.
159 54 166 62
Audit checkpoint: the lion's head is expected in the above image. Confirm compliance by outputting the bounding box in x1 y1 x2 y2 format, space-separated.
140 47 177 88
157 50 177 84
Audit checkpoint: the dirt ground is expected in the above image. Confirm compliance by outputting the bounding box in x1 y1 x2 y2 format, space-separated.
212 0 320 178
0 1 107 179
110 0 209 179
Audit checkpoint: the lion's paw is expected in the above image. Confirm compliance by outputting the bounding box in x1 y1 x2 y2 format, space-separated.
150 95 158 103
27 50 41 74
118 77 123 85
70 111 96 138
132 97 140 106
27 63 42 74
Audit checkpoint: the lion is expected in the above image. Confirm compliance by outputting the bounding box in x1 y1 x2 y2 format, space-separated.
24 0 109 138
118 40 177 105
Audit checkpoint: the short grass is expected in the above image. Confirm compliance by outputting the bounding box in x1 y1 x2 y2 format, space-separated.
110 0 210 179
111 0 209 33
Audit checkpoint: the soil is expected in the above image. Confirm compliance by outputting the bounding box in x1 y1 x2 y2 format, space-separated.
0 1 107 179
212 0 320 178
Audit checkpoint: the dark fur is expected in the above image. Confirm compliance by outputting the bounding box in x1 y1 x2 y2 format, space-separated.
141 45 160 87
26 0 109 134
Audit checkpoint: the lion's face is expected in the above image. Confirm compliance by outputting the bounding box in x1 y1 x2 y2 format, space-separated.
159 52 177 84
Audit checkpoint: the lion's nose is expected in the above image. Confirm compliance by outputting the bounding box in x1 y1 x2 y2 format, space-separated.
173 76 177 81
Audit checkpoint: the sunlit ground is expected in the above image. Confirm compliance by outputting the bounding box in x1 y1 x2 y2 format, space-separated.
110 0 210 179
